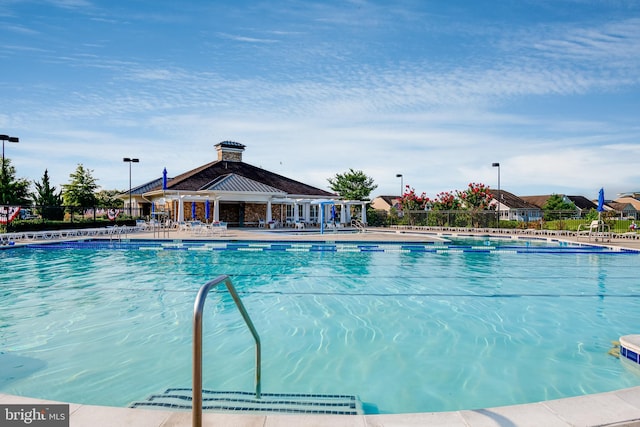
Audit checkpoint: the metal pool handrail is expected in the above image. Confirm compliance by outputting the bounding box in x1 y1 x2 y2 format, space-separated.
192 275 261 427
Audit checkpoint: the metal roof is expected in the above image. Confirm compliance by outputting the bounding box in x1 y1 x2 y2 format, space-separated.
202 173 286 194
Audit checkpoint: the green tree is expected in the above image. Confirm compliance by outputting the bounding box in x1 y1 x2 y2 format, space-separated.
32 169 64 220
0 157 31 205
62 164 98 208
543 194 576 220
95 189 125 208
327 169 377 200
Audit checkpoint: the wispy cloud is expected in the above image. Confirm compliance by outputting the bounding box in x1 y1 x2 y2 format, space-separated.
2 1 640 198
216 32 279 44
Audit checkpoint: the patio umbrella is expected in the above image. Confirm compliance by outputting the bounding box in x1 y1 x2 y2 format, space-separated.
331 205 336 223
597 188 605 221
151 202 155 215
597 188 605 212
191 202 196 220
205 200 210 222
162 168 167 190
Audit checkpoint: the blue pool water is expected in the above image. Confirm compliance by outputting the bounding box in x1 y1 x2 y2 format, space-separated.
1 237 640 414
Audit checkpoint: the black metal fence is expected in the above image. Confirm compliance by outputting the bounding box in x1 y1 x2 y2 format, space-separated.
0 205 146 232
380 209 638 234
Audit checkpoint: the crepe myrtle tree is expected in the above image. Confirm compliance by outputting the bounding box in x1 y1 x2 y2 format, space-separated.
457 182 494 227
327 169 377 201
457 182 494 210
399 185 430 226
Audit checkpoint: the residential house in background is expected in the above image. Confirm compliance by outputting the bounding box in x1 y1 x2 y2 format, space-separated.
606 201 638 219
521 194 596 218
370 195 401 213
490 190 542 222
614 195 640 219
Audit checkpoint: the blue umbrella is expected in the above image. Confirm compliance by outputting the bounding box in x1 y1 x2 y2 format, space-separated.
331 205 336 222
597 188 605 212
191 202 196 220
151 202 155 215
162 168 167 190
205 200 210 222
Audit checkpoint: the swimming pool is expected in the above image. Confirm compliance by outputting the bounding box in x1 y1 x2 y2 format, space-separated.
1 237 640 414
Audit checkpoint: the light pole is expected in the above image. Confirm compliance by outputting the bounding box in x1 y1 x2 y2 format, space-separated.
396 173 403 197
0 134 19 173
123 158 139 217
492 162 500 228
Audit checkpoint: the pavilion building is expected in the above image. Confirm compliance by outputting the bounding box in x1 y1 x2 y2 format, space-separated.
122 141 367 227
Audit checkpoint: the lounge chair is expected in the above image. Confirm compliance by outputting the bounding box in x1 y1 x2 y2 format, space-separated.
577 220 610 242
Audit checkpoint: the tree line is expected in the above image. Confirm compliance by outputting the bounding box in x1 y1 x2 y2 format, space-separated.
0 158 123 219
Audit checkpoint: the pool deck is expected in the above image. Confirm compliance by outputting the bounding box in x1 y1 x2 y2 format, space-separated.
3 226 640 426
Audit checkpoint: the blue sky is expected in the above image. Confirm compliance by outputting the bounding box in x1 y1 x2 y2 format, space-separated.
1 0 639 200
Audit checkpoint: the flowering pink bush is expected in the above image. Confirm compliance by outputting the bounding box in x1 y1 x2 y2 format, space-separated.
431 190 461 211
456 182 494 210
400 185 430 211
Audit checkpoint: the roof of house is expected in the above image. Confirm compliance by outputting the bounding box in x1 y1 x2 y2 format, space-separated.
373 195 400 205
519 195 549 209
566 195 597 210
615 197 640 210
129 177 167 195
607 201 636 212
156 159 335 197
492 190 541 210
520 194 596 210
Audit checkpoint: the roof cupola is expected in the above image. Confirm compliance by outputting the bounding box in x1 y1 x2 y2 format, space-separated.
215 140 246 162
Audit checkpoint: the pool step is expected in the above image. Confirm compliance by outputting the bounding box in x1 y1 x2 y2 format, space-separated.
129 388 364 415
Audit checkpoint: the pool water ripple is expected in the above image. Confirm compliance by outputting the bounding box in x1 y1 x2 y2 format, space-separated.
1 239 640 413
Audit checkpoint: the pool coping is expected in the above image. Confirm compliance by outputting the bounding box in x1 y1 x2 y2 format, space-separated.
3 385 640 426
3 227 640 426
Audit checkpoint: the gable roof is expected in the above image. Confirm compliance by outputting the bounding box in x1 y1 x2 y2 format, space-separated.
607 201 637 213
520 195 549 209
492 190 540 210
128 177 168 195
520 194 596 210
203 173 286 194
376 195 400 205
615 197 640 210
158 159 335 197
566 195 597 210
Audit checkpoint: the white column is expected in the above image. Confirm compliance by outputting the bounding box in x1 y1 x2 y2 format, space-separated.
361 202 367 224
304 203 310 223
340 203 347 225
293 202 299 222
214 199 220 222
266 200 272 222
177 197 184 222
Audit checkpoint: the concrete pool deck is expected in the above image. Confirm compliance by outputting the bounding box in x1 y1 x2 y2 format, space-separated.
3 226 640 426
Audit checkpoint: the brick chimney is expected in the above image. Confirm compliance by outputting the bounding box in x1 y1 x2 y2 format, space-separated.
215 141 246 162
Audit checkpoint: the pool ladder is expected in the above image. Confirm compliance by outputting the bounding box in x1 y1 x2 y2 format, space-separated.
193 275 261 427
184 275 365 425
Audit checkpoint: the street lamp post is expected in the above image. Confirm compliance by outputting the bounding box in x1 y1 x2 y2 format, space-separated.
123 158 139 217
0 134 19 172
396 174 403 197
492 162 500 228
0 134 19 229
